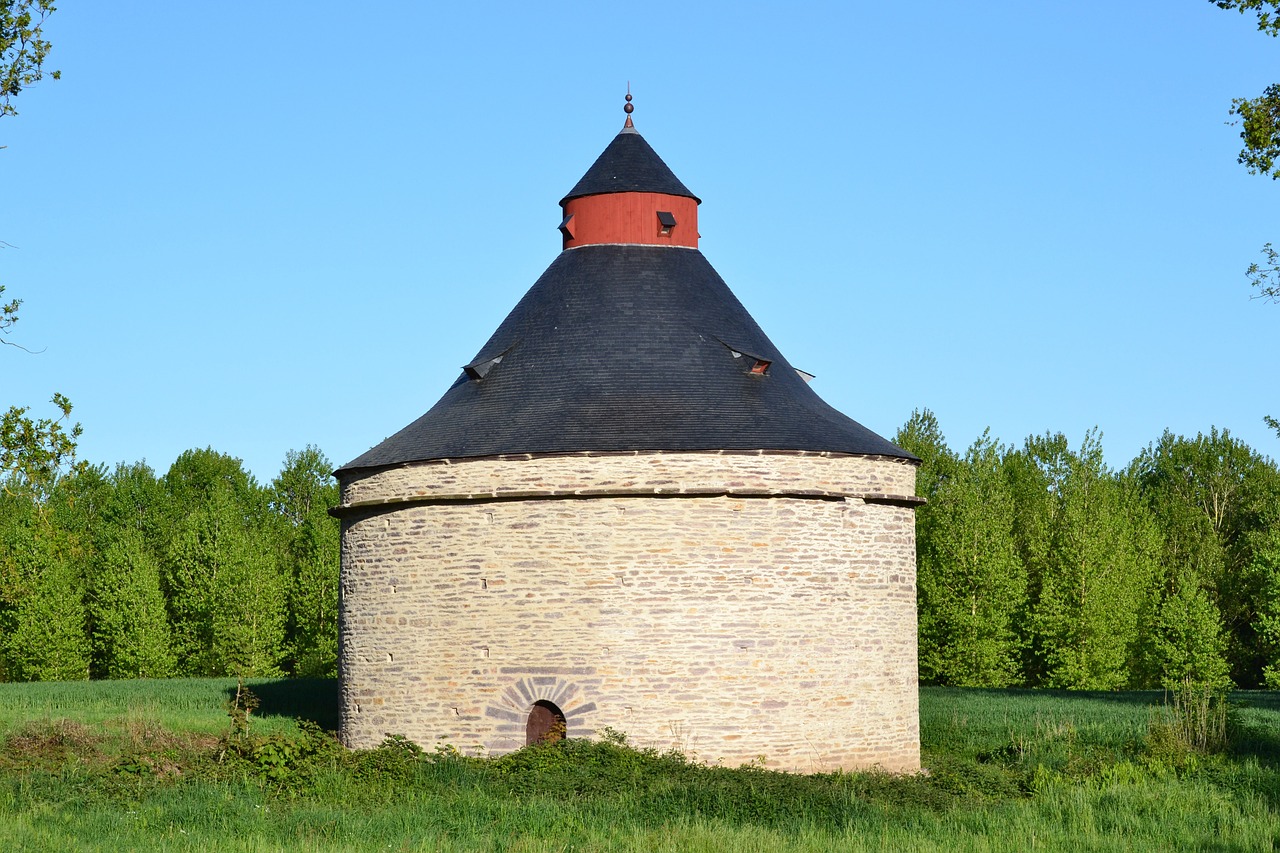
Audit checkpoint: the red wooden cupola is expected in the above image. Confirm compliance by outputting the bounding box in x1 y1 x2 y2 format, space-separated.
558 93 701 250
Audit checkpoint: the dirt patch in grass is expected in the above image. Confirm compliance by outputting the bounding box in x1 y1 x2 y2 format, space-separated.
2 719 105 769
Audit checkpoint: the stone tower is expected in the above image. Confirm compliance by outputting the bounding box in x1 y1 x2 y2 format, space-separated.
332 98 922 773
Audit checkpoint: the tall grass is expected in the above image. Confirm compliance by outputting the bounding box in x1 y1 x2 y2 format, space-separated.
1 681 1279 850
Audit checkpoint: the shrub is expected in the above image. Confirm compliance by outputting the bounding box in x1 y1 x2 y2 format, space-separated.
1143 680 1235 770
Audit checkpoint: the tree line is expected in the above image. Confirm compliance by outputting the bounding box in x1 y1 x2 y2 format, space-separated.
897 411 1280 692
0 445 339 681
3 412 1278 691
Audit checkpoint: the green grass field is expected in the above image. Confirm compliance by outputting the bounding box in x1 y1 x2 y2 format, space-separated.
1 680 1278 851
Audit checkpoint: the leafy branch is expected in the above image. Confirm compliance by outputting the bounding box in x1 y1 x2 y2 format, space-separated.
0 282 45 353
1213 0 1280 36
0 283 17 336
1246 243 1280 302
1 392 84 501
0 0 59 121
1230 84 1280 179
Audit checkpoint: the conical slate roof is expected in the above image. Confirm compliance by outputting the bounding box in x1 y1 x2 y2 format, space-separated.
337 125 912 475
559 127 700 205
339 243 911 472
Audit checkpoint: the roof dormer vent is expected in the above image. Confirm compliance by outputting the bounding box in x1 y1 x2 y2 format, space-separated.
464 352 505 381
722 341 772 376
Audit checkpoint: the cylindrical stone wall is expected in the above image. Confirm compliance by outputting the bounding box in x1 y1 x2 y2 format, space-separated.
336 450 920 773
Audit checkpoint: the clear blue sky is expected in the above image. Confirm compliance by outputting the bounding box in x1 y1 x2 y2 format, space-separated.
3 2 1277 482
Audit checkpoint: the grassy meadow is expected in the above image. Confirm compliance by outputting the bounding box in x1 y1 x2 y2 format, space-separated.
1 680 1279 851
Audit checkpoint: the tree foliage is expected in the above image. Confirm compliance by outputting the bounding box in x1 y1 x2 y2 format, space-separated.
0 512 88 681
1213 2 1280 179
0 442 343 683
1019 432 1160 690
89 528 174 679
271 446 340 677
0 0 58 120
161 452 285 678
1211 1 1280 327
0 393 83 501
1213 0 1280 175
1247 243 1280 303
901 413 1279 691
1136 428 1280 684
1150 571 1233 692
1 284 20 341
1252 530 1280 686
1230 84 1280 180
1214 1 1280 37
916 431 1025 687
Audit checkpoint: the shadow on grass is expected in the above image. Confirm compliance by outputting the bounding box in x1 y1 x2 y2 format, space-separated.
222 678 339 732
1231 691 1280 714
928 686 1280 713
924 686 1167 707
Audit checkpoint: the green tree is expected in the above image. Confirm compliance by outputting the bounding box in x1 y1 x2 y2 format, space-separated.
1136 428 1280 685
161 453 284 677
161 447 261 518
917 431 1026 687
1018 431 1160 689
1248 529 1280 686
89 528 174 679
1 393 83 501
1149 570 1233 692
101 461 166 544
47 462 109 546
0 510 88 681
1003 432 1069 685
271 446 340 677
894 409 958 505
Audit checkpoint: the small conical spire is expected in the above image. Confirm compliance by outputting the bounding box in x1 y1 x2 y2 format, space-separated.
623 84 635 131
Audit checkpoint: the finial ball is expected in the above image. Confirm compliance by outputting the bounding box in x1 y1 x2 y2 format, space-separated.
624 102 634 114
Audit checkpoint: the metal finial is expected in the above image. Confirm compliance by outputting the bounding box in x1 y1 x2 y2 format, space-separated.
623 84 634 128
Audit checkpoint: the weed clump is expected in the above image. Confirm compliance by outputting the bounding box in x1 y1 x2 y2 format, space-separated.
1142 683 1236 772
1 719 102 770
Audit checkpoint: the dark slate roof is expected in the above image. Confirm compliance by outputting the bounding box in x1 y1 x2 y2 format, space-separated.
559 128 700 205
337 245 913 474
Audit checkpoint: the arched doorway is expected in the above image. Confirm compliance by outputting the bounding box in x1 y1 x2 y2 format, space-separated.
525 700 567 745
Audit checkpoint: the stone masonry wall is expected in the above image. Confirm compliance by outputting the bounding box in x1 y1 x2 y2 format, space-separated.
339 450 917 508
337 452 919 773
